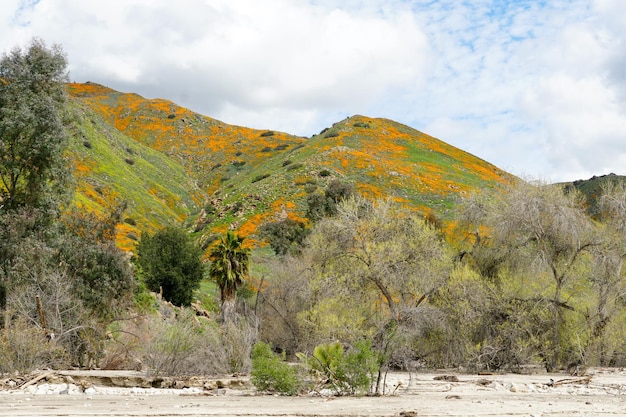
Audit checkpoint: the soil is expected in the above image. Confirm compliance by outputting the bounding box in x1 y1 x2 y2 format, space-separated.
1 368 625 416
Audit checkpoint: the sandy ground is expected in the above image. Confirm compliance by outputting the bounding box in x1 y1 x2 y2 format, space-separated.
1 369 625 416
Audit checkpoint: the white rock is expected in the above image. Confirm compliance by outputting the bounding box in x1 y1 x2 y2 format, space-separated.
84 387 96 395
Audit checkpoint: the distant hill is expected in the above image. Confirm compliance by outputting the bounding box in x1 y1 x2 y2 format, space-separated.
66 82 514 249
563 173 626 219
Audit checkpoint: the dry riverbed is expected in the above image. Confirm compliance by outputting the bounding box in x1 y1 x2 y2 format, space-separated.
1 368 625 416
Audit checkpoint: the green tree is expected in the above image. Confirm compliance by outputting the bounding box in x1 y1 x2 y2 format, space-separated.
0 39 70 215
136 226 204 306
0 39 70 323
208 231 250 323
459 181 597 371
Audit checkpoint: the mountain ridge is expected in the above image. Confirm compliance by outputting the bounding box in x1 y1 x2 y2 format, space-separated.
65 82 514 249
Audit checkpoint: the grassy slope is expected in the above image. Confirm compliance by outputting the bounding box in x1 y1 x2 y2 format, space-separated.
562 173 626 218
66 82 514 248
67 95 204 250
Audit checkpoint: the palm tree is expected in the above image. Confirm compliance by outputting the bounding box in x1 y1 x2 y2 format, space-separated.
208 231 250 323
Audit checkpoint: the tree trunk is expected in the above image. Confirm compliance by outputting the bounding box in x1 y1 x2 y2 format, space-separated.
221 297 237 323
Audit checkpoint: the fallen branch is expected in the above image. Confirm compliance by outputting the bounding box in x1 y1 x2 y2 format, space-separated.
20 371 55 390
552 376 592 387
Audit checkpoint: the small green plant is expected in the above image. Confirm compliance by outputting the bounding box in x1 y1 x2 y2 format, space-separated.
251 173 271 183
298 341 378 396
251 342 300 395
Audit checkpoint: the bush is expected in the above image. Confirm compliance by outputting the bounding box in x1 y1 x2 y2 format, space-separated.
260 131 275 137
0 319 67 374
299 341 378 396
258 218 309 256
139 311 230 376
251 342 300 395
251 173 271 183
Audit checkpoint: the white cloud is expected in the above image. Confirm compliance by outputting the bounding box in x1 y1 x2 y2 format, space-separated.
1 0 626 182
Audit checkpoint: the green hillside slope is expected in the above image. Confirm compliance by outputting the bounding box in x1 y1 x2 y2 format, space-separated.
67 97 205 250
66 82 514 249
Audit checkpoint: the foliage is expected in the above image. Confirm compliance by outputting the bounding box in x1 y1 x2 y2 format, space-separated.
299 340 378 396
208 231 250 322
251 342 300 395
135 225 205 306
457 181 598 371
0 318 68 374
306 179 355 222
258 218 309 256
0 39 71 216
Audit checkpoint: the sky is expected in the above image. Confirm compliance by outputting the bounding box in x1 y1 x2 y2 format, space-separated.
2 0 626 182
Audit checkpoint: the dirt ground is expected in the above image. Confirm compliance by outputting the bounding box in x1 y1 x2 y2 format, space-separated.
1 368 625 416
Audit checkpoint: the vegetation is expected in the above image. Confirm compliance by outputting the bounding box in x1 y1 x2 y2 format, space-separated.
135 225 205 306
251 342 301 395
0 39 70 216
4 40 626 396
208 231 250 323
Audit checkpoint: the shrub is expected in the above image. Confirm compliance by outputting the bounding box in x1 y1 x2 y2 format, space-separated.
251 173 270 183
324 131 339 138
258 218 309 256
353 122 370 128
286 163 304 171
299 341 378 396
260 147 273 153
0 319 67 374
139 311 230 376
282 160 292 167
82 140 92 149
251 342 300 395
124 158 135 165
260 131 275 137
319 169 332 177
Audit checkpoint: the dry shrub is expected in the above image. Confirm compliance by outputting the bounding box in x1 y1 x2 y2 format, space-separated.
0 319 67 374
220 317 257 374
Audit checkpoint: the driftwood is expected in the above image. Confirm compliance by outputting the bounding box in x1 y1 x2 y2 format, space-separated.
20 371 55 390
549 376 592 387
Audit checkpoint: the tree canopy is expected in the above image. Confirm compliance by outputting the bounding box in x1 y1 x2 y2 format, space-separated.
0 39 70 216
136 226 205 307
208 231 250 322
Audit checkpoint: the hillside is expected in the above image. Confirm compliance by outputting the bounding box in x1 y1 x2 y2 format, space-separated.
66 82 514 248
